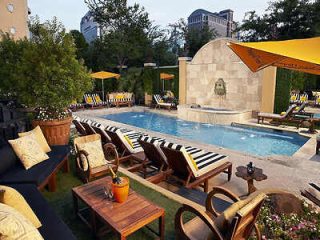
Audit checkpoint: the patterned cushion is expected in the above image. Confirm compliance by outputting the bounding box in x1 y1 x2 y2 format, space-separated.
76 139 107 171
0 203 43 240
0 186 42 228
8 134 49 170
18 126 51 153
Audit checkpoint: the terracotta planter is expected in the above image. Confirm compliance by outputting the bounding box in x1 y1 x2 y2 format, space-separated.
112 177 129 203
32 117 72 146
144 93 152 106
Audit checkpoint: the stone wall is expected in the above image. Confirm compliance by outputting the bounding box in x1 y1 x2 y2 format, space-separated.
185 38 264 111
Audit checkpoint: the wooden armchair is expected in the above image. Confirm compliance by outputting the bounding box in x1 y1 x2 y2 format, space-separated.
74 134 119 183
175 187 266 240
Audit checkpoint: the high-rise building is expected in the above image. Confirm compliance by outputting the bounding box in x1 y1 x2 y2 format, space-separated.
188 9 237 38
0 0 30 40
80 11 101 43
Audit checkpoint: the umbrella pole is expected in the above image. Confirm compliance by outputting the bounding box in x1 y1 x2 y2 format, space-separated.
163 79 164 92
102 79 105 101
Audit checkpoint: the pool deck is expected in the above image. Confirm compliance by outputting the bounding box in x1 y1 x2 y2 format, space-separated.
74 106 320 204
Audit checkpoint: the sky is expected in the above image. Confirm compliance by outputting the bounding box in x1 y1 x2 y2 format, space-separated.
28 0 270 31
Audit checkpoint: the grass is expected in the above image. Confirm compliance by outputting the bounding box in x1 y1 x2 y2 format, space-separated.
42 156 184 240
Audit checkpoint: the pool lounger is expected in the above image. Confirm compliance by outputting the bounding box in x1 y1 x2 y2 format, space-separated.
147 140 233 192
301 183 320 207
153 94 175 110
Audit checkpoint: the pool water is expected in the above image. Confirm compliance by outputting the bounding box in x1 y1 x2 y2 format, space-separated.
102 112 309 157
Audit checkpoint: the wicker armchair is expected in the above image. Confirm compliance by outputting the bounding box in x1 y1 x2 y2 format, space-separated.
175 187 266 240
74 134 119 183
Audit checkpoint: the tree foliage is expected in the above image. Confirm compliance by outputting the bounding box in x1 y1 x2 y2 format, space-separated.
238 0 320 42
70 30 89 60
168 18 216 57
0 18 93 120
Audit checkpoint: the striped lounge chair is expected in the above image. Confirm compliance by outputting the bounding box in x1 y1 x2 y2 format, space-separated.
257 104 299 125
298 93 308 104
92 93 108 107
72 116 87 136
80 118 96 135
69 100 85 112
90 121 112 144
290 93 299 104
315 95 320 107
84 94 104 109
153 94 175 110
136 136 168 178
301 183 320 207
159 141 232 192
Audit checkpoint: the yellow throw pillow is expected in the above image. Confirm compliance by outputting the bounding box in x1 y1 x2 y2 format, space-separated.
18 126 51 153
280 111 286 116
0 203 44 240
95 95 101 103
159 100 164 103
188 153 199 171
8 134 49 170
76 139 107 171
124 135 134 149
0 186 42 228
87 96 93 103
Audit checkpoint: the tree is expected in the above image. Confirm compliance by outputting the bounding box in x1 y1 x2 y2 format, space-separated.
70 30 89 60
4 17 93 120
85 0 154 68
238 0 320 42
168 18 216 57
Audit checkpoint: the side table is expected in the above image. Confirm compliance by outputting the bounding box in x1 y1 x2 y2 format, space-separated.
235 166 267 195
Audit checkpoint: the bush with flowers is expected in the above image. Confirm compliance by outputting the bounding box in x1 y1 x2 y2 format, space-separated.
251 198 320 240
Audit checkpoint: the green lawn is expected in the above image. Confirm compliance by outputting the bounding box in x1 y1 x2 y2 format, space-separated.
42 156 183 240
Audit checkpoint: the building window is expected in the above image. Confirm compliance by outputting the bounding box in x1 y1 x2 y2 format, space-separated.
7 4 14 13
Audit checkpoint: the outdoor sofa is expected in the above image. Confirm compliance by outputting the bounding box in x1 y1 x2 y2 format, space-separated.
5 183 77 240
107 92 134 107
0 144 70 192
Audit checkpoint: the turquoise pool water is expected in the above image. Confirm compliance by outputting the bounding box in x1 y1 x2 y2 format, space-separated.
102 112 309 157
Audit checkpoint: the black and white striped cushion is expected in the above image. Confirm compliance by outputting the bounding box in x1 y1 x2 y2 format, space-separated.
185 146 203 155
80 118 92 124
73 115 81 121
91 121 103 128
160 141 183 151
140 136 165 144
192 152 226 170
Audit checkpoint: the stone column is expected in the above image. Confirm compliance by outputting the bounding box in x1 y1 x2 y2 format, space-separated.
178 57 192 105
143 63 157 106
260 66 277 113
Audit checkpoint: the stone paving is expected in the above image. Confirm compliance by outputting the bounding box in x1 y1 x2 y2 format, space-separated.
74 106 320 202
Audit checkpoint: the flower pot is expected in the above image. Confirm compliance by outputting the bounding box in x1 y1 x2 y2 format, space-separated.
144 93 152 106
32 117 72 146
112 177 129 203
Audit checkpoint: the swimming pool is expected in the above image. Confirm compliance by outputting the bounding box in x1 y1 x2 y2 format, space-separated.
102 112 309 157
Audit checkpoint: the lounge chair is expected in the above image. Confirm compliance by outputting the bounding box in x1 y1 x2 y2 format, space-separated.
159 141 232 192
80 118 96 135
290 93 299 104
301 183 320 207
92 93 108 107
74 134 119 182
315 95 320 107
136 136 169 178
257 104 299 126
69 100 85 112
175 187 266 240
298 93 308 104
154 94 176 110
293 102 314 118
84 94 103 109
91 121 112 144
72 116 87 136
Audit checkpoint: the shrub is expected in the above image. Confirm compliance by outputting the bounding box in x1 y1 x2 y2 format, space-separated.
0 17 93 120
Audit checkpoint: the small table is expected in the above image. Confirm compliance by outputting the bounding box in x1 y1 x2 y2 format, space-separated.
72 177 165 239
235 166 267 195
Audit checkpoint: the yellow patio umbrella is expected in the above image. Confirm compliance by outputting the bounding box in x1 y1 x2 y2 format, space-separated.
91 71 120 101
227 37 320 75
160 73 175 91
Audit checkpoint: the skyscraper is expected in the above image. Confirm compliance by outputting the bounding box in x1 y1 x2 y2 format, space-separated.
80 11 101 43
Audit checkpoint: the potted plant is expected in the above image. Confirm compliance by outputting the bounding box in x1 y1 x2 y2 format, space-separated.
1 18 92 145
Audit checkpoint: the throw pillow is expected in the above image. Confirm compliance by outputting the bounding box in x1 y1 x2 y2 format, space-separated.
8 134 49 170
76 139 107 171
0 186 42 228
18 126 51 153
0 203 43 240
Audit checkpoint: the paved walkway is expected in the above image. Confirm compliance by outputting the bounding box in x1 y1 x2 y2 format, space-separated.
74 107 320 201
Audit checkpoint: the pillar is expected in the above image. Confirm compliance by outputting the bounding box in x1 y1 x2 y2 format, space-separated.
260 66 277 113
178 57 192 105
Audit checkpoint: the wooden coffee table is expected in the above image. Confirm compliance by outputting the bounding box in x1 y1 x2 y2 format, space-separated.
235 166 267 195
72 177 165 239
